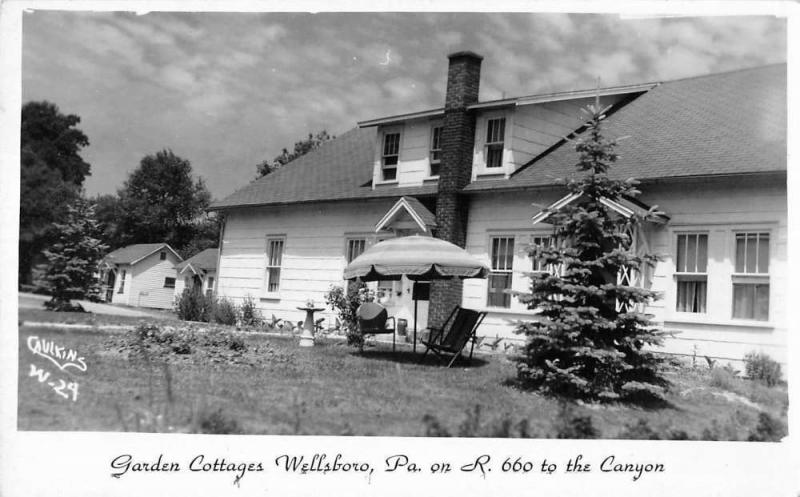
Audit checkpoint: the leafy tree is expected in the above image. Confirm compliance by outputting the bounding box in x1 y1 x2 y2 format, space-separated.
42 197 108 311
256 130 334 178
19 101 91 284
514 102 667 403
116 149 211 251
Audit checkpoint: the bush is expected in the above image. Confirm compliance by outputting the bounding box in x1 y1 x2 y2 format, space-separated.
195 408 243 435
747 412 786 442
708 366 738 390
239 295 262 327
212 297 238 325
744 351 782 387
324 283 370 351
175 288 213 322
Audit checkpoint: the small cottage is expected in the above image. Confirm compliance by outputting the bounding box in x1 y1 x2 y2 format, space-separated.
101 243 183 309
174 248 219 298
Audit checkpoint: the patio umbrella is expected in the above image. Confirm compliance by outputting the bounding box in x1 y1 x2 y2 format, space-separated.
343 235 489 351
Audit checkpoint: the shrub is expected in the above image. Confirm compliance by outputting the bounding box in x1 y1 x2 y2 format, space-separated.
212 297 238 325
324 283 370 350
708 366 738 390
617 419 660 440
239 295 263 327
553 403 599 439
175 288 213 322
747 412 786 442
744 351 782 387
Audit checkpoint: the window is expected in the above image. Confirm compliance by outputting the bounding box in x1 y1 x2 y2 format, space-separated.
346 238 367 263
381 132 400 181
732 232 769 321
488 236 515 307
675 233 708 313
160 251 167 261
485 117 506 168
206 276 215 298
529 235 553 273
429 125 442 177
118 270 126 294
265 237 284 293
164 277 176 288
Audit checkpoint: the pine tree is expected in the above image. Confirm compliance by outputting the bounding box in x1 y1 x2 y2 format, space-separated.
43 197 109 311
514 102 668 402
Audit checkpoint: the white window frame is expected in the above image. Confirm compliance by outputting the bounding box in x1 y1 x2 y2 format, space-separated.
345 237 368 264
380 129 401 182
731 230 771 321
263 235 286 298
428 122 443 178
487 234 516 309
674 232 709 315
484 116 506 169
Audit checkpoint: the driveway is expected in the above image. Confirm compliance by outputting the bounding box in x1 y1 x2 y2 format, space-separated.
19 292 170 318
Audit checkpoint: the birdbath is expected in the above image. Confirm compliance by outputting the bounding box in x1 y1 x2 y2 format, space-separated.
297 305 325 347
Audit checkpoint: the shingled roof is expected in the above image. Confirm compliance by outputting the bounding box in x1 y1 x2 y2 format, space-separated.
466 63 786 192
211 64 785 210
104 243 181 265
176 248 219 273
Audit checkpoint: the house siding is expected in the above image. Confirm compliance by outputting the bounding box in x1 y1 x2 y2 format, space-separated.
462 176 787 366
128 250 182 309
110 264 132 306
217 200 399 326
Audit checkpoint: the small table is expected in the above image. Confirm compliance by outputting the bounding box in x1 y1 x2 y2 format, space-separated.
297 306 325 347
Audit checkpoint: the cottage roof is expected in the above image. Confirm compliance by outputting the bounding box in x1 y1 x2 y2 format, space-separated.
104 243 182 265
176 248 219 273
210 64 785 211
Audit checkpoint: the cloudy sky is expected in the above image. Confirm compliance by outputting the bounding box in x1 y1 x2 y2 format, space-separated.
22 11 786 200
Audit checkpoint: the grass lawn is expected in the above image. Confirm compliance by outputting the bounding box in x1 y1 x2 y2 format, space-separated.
17 315 788 440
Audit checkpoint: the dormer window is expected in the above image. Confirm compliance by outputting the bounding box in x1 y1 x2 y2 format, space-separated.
429 125 442 177
485 117 506 168
381 132 400 181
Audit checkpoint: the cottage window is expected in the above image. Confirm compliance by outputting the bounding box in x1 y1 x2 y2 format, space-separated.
381 132 400 181
118 270 126 294
732 232 770 321
160 251 167 260
429 125 442 177
529 235 553 273
164 277 176 288
346 238 367 263
485 117 505 168
206 276 215 298
675 233 708 313
265 237 285 293
488 236 515 308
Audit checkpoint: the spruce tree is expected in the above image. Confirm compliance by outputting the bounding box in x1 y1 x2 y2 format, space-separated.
43 197 109 311
514 102 668 402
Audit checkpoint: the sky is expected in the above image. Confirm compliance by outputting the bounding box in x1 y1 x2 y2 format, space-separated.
21 11 786 200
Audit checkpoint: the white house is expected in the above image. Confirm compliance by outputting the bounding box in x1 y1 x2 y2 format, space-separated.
209 52 786 367
101 243 183 309
174 247 218 298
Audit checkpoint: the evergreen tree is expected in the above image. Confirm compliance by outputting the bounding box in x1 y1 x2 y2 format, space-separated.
514 102 667 402
42 198 108 311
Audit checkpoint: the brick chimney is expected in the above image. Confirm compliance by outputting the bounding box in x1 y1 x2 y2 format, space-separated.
429 51 482 329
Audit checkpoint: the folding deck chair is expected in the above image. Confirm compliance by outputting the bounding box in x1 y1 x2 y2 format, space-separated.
356 302 396 352
419 306 487 367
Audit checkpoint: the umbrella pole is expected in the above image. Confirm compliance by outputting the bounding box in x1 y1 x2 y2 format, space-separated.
413 295 418 354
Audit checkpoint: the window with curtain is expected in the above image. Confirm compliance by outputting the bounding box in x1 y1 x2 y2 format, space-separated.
381 131 400 181
675 233 708 313
732 232 769 321
265 237 285 293
485 117 505 168
488 236 515 308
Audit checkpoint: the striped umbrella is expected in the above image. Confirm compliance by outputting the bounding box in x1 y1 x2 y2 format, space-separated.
343 235 489 282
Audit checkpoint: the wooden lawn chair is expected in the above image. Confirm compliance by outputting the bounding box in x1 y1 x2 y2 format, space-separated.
419 306 487 367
